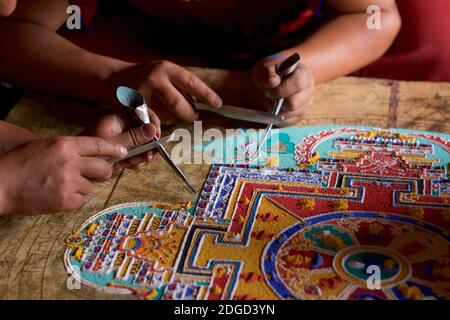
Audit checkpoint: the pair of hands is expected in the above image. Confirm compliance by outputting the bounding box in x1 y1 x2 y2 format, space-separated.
0 54 314 216
252 55 315 125
0 114 159 216
107 54 314 126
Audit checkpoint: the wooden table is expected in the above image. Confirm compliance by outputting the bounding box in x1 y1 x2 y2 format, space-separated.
1 68 449 299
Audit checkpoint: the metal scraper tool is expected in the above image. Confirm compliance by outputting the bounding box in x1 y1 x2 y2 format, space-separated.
116 86 196 193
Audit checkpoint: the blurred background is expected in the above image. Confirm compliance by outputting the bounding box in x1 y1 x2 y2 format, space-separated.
1 0 449 119
61 0 450 81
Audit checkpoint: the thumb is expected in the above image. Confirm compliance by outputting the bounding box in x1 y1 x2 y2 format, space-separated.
81 114 126 139
252 59 282 89
110 123 157 150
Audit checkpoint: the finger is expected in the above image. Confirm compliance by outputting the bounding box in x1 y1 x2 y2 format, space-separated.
129 151 157 170
80 157 113 181
278 89 314 114
54 189 86 212
75 177 94 196
281 107 308 121
147 109 161 137
116 159 146 171
75 137 128 158
65 193 86 211
82 114 125 139
282 99 313 122
114 150 155 170
171 67 223 108
129 162 146 171
277 115 306 127
110 123 157 150
156 81 199 122
265 65 312 99
127 152 152 167
146 150 156 161
252 59 282 89
265 69 302 99
114 160 131 170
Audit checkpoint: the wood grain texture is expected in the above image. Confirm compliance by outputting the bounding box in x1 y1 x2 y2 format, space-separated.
396 81 450 133
1 68 449 299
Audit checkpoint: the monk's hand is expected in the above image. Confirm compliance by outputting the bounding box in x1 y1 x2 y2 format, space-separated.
106 61 223 125
252 54 314 126
0 137 127 215
82 113 160 170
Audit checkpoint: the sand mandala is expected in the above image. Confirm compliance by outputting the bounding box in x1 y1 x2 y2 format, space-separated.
65 125 450 300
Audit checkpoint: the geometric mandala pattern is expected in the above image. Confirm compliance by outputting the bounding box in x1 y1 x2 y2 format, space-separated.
65 126 450 300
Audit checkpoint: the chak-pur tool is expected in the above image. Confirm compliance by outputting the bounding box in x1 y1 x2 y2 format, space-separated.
193 102 286 125
114 86 196 193
179 92 286 126
107 133 176 165
254 53 301 155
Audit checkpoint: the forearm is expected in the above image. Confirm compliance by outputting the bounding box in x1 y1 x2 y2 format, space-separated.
0 190 8 215
280 4 401 83
0 120 39 154
0 182 13 216
0 19 134 106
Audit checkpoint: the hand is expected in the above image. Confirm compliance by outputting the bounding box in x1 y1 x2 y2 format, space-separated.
106 61 223 125
252 54 315 126
0 120 40 154
82 113 160 170
0 136 127 215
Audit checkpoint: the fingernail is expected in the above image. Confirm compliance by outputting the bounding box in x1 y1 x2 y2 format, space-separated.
114 163 124 170
147 153 154 161
120 146 128 156
129 157 140 166
212 96 223 108
141 125 154 139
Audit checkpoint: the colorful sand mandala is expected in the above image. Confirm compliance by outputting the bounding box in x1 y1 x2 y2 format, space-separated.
65 125 450 300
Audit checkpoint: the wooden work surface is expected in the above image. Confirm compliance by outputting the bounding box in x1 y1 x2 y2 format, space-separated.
1 68 449 299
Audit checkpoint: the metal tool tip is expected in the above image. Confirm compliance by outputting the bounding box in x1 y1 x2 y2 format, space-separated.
185 180 197 193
